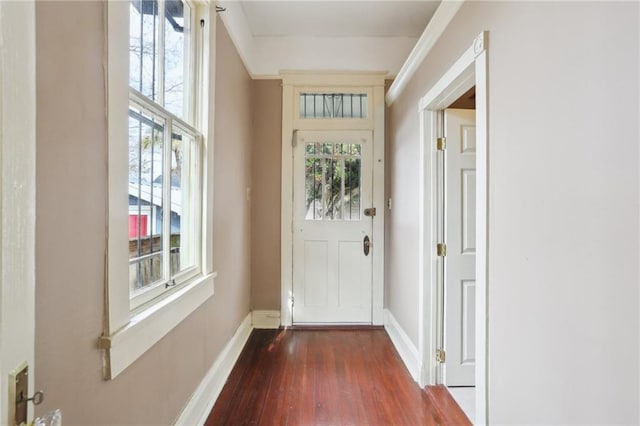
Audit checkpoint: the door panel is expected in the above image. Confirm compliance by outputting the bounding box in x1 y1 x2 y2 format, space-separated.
303 241 329 307
444 109 476 386
461 169 476 254
461 279 476 364
338 241 365 307
293 130 373 324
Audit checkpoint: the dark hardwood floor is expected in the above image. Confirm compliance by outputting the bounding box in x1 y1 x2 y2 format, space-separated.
205 328 471 425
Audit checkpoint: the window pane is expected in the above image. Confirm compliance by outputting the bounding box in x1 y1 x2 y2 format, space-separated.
299 93 368 119
129 0 159 100
164 0 189 118
344 158 361 220
128 105 165 291
304 142 361 221
305 150 319 220
324 158 343 220
129 0 189 119
170 128 198 276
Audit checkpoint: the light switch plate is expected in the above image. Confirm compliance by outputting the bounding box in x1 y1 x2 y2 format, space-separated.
8 362 28 426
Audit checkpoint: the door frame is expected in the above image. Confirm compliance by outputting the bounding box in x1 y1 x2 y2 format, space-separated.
0 1 37 423
280 72 386 326
417 32 488 425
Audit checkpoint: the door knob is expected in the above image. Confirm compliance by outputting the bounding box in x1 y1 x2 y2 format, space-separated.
363 235 371 256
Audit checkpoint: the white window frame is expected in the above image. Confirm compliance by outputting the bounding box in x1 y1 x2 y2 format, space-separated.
101 0 216 380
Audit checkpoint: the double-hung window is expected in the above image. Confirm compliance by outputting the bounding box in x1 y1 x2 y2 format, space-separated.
127 0 202 308
128 0 202 309
103 0 215 379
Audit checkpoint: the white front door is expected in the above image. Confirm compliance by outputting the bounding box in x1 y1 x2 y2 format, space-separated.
0 1 37 423
444 109 476 386
292 130 373 323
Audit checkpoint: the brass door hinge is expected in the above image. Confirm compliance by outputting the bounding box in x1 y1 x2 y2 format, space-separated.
436 137 446 151
436 243 447 257
436 349 446 363
98 335 112 350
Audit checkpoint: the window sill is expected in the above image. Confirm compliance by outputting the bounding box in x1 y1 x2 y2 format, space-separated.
99 272 216 379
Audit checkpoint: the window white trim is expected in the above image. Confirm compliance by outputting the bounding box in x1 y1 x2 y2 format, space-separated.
101 272 216 379
102 1 216 380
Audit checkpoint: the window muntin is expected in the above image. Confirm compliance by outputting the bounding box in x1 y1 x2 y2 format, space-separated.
127 0 201 310
304 142 362 221
299 93 368 119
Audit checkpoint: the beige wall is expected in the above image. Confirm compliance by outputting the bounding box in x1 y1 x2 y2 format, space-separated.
34 4 251 424
250 80 282 310
388 1 639 423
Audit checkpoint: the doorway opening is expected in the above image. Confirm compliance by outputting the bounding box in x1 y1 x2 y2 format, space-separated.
279 73 387 327
441 87 477 421
417 31 488 425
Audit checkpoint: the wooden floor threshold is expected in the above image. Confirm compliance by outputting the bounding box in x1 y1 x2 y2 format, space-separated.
284 325 385 331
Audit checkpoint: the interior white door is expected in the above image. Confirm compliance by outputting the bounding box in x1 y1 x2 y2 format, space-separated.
0 1 37 424
292 130 373 323
444 109 476 386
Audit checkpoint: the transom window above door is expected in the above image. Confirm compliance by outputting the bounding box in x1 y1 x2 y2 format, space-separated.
299 93 368 119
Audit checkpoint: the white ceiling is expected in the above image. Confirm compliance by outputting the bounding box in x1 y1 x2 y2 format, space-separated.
239 1 441 38
218 0 442 77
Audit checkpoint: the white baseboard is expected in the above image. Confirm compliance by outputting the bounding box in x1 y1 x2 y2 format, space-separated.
384 309 421 383
251 309 281 329
174 313 253 426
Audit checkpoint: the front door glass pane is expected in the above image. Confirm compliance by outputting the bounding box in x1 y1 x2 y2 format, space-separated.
304 142 361 221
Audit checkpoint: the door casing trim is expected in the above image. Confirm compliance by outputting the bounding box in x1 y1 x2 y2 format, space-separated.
280 72 386 326
417 31 489 425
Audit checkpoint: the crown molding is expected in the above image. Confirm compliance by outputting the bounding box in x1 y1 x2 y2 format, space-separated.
218 1 418 80
385 0 464 106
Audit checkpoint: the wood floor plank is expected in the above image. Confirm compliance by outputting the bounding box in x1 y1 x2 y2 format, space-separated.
206 328 467 425
256 329 295 425
426 385 473 426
